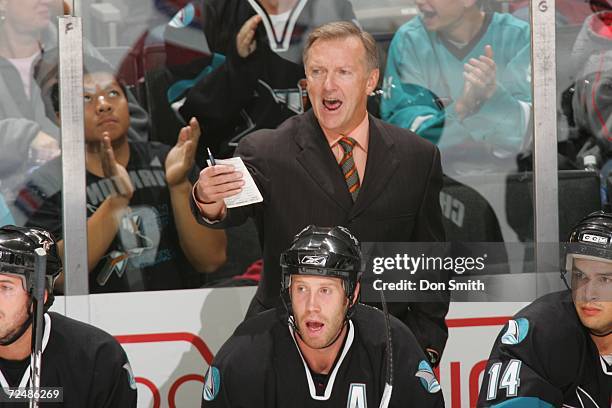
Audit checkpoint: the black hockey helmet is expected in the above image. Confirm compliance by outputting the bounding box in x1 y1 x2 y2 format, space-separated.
280 225 362 300
0 225 62 309
563 211 612 287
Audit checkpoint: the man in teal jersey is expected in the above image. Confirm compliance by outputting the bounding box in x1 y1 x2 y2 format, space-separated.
380 0 531 171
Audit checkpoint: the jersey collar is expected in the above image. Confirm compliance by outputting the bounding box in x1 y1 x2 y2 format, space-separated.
288 319 355 400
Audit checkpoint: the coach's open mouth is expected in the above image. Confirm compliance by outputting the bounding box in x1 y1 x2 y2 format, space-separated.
323 98 342 111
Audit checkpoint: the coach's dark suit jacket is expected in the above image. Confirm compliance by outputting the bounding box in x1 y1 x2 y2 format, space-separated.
191 109 449 358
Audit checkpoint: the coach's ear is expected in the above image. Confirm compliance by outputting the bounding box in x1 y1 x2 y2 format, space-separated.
351 282 361 306
365 68 379 96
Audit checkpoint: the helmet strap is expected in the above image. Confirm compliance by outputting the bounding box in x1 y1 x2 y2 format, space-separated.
590 328 612 337
560 269 571 291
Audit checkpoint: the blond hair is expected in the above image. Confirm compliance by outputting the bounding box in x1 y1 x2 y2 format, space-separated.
303 21 379 71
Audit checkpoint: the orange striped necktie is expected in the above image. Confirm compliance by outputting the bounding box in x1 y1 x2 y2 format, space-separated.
338 136 360 202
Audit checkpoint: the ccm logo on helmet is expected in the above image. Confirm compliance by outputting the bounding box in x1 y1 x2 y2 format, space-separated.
581 233 609 245
300 255 327 266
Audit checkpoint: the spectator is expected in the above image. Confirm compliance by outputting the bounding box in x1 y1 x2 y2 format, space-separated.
0 193 14 226
191 21 448 366
24 57 226 293
0 0 149 224
169 0 357 159
570 48 612 169
568 5 612 203
380 0 531 174
571 1 612 75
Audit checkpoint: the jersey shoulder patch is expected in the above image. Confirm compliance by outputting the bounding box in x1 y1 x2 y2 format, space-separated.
123 362 137 390
415 360 441 393
202 366 221 402
501 317 529 345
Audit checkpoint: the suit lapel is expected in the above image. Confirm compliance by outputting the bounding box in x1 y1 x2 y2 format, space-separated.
350 116 400 218
295 111 353 212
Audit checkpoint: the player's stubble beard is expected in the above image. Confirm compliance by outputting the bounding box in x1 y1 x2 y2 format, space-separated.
295 303 349 350
0 299 33 346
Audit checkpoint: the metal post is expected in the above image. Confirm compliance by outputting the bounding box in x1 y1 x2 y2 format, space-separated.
530 1 560 280
70 0 81 17
58 17 90 322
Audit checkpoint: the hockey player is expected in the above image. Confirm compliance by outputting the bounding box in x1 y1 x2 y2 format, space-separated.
201 225 444 407
478 211 612 407
0 225 137 407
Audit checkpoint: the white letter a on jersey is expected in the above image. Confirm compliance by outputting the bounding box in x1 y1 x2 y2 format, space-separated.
347 383 367 408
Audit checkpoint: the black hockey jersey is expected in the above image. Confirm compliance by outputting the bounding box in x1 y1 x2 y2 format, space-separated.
477 291 611 407
0 312 136 407
201 304 444 407
23 141 201 292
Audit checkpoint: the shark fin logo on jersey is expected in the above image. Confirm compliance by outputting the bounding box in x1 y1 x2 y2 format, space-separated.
123 362 137 390
169 3 195 28
203 366 221 401
347 383 367 408
501 318 529 345
415 360 441 393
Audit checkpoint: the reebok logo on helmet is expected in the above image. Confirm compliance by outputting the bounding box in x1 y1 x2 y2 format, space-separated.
300 255 327 266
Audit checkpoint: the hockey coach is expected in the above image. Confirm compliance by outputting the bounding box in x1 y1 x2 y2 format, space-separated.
478 211 612 407
191 20 449 366
201 225 444 407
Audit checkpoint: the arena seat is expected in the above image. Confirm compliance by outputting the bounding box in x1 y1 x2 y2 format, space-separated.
506 170 601 242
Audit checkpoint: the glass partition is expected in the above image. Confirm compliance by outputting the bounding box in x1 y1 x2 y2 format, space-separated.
2 0 581 406
554 0 605 251
0 0 549 297
375 0 539 300
0 0 68 293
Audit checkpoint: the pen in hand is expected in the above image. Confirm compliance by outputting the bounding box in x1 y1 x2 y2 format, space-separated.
207 147 216 166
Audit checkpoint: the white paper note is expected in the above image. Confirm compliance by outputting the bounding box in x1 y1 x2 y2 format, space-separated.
207 157 263 208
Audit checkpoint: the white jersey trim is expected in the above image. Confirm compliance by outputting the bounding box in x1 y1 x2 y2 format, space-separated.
575 386 601 408
599 355 612 376
247 0 308 53
0 313 52 389
288 319 355 401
